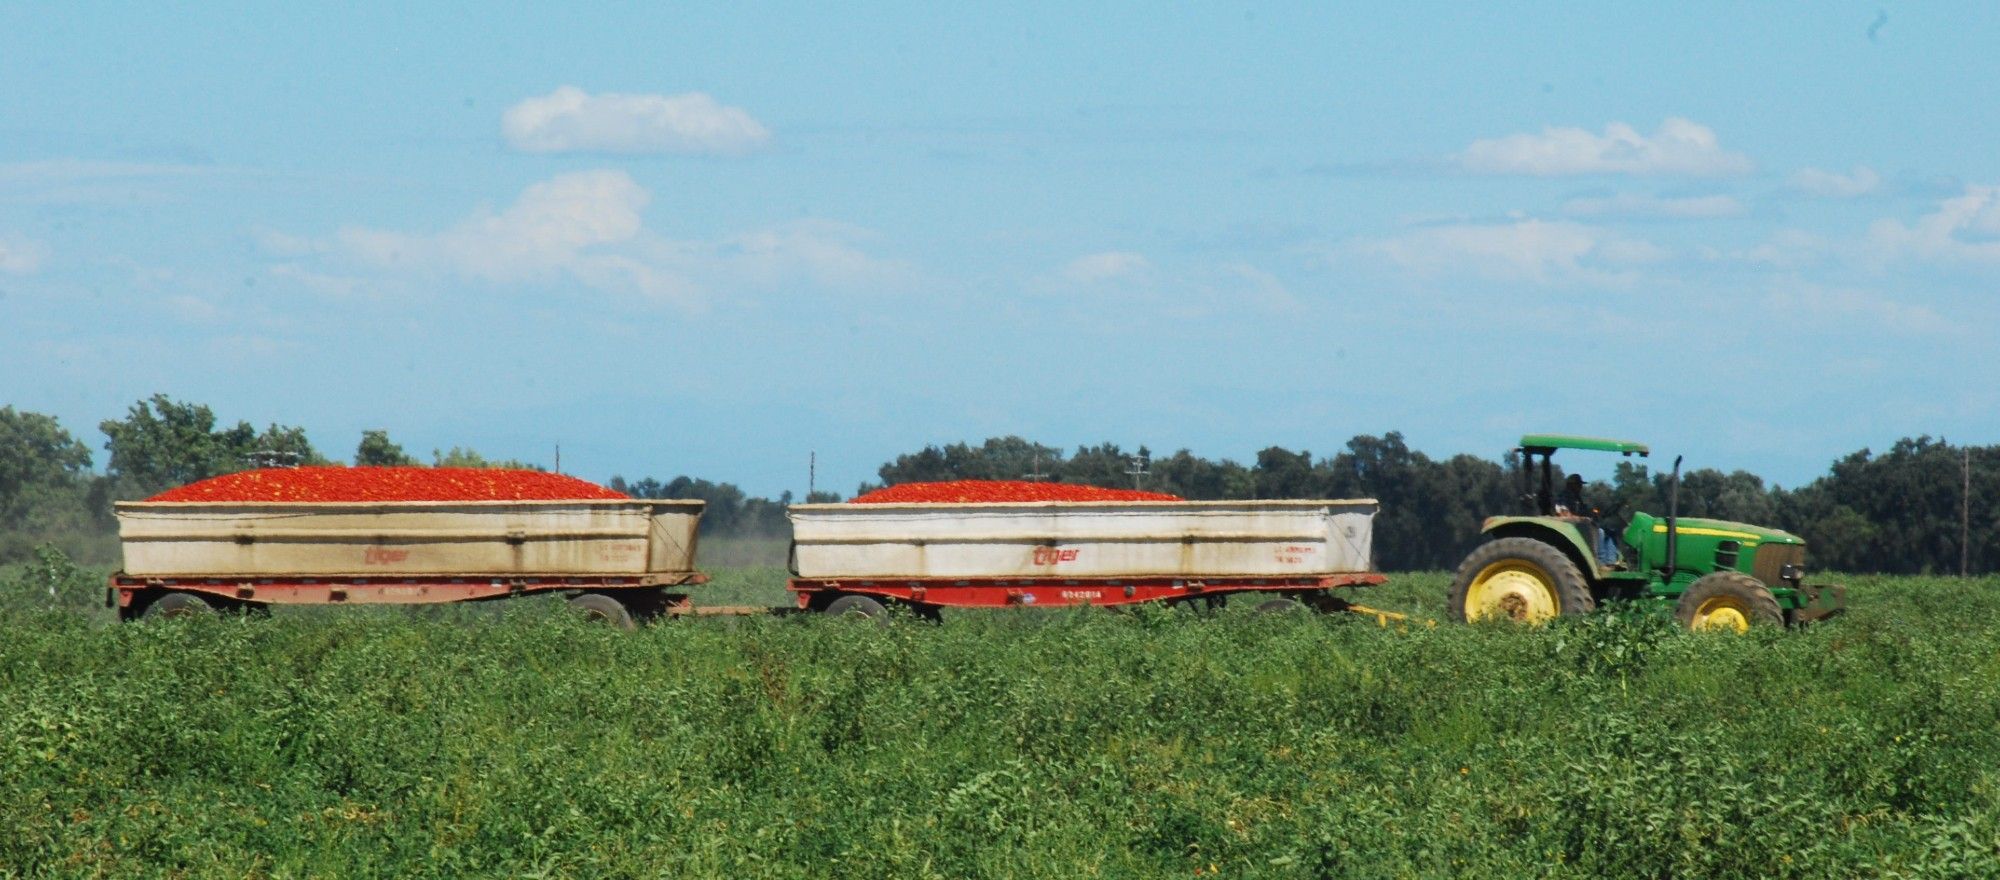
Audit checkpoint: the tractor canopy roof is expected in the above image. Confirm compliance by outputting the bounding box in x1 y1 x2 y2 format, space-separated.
1518 434 1650 457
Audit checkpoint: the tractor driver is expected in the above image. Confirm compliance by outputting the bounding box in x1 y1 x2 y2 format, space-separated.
1556 474 1621 565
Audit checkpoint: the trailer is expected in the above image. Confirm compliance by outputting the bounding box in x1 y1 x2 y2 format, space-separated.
786 498 1387 617
109 497 706 628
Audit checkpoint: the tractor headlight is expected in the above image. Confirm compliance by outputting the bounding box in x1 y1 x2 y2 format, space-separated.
1780 563 1804 584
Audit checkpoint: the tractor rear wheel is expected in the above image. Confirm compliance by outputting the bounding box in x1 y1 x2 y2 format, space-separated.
1675 572 1782 633
1449 537 1595 624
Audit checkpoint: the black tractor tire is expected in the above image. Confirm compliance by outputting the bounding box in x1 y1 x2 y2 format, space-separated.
1675 571 1783 632
142 591 216 620
568 592 637 631
1448 537 1595 624
823 594 889 622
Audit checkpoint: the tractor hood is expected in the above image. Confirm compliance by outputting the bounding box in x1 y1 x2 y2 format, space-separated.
1626 512 1804 547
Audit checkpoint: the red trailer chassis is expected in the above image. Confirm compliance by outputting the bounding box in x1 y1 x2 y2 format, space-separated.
109 572 706 619
788 572 1388 613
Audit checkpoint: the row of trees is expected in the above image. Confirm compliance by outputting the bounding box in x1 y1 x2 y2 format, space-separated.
2 396 1995 572
0 396 539 561
862 433 2000 574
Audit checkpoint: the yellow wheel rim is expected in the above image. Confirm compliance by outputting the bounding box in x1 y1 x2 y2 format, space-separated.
1691 597 1751 633
1464 560 1561 624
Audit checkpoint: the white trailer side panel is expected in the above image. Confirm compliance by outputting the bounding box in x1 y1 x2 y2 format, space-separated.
115 499 704 577
789 499 1377 579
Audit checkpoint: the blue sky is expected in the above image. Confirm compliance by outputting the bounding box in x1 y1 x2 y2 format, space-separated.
4 3 1997 496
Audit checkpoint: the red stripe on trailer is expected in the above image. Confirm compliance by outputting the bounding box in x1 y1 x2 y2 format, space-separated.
787 572 1386 609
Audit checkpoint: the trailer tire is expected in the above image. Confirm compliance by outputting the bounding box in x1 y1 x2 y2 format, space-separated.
568 592 637 631
1255 598 1306 614
1676 572 1782 633
1449 537 1594 624
824 594 888 622
143 591 216 620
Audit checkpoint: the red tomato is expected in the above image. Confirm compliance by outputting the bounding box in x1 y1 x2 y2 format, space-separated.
146 467 629 502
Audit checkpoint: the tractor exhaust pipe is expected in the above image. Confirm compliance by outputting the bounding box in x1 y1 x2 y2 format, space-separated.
1664 455 1683 578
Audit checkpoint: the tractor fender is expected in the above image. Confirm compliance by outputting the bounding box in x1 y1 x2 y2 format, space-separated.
1478 516 1603 581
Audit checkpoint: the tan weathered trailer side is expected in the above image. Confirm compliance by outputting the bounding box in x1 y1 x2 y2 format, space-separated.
787 499 1384 616
110 498 705 626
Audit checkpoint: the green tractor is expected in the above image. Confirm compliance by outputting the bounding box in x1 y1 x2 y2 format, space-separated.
1449 434 1845 631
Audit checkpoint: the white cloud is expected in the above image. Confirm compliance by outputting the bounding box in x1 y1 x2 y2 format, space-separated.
333 169 651 282
1791 165 1881 198
1766 280 1952 336
707 220 910 289
503 87 771 156
1343 219 1664 284
1034 252 1296 314
1738 229 1828 269
1867 184 2000 266
1058 251 1152 285
267 264 371 298
0 236 47 274
1562 192 1744 218
1203 263 1298 311
276 170 905 307
1458 118 1752 177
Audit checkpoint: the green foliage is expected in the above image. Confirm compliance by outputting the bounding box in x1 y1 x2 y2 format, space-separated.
98 394 325 496
0 406 92 510
354 430 417 466
609 475 792 538
0 406 101 560
0 573 1996 877
1780 437 1998 574
0 544 102 614
874 435 1068 486
100 394 254 493
247 423 328 467
431 446 539 470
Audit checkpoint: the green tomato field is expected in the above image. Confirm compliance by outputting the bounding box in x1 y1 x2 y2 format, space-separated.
3 567 1997 878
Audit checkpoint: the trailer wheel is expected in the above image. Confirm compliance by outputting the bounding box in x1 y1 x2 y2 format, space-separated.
568 592 637 631
143 591 215 620
1676 572 1782 633
1255 598 1306 614
1449 537 1594 624
823 594 888 622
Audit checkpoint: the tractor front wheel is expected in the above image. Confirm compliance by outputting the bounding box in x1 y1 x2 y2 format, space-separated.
1449 537 1595 624
1675 572 1782 633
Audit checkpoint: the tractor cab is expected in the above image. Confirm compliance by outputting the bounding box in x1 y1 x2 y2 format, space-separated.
1514 434 1647 560
1515 433 1648 517
1452 433 1845 631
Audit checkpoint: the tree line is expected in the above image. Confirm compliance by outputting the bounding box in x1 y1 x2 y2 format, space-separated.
2 396 1994 573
